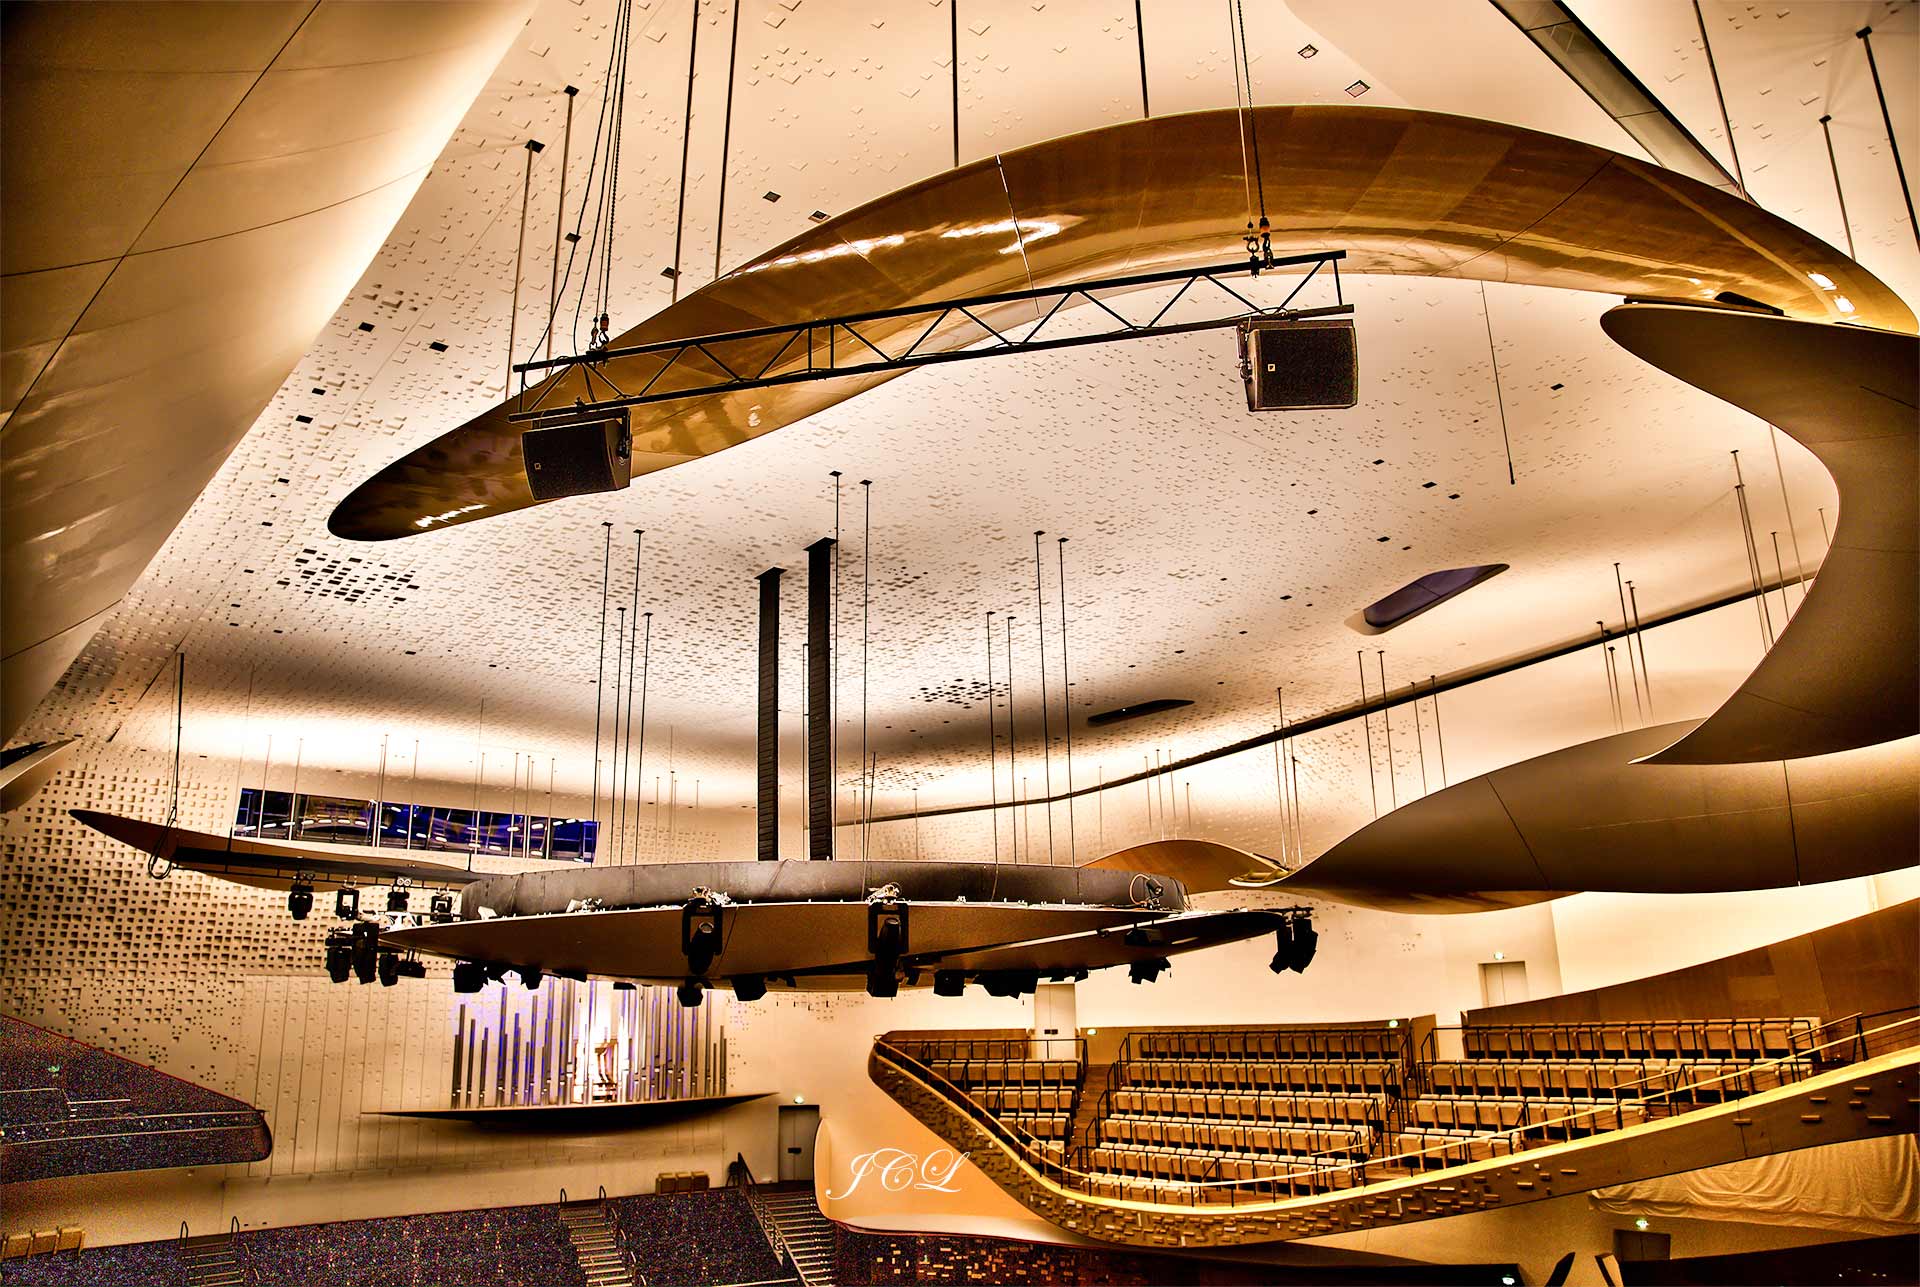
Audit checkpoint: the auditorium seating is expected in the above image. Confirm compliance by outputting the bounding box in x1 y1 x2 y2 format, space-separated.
885 1014 1837 1200
607 1188 785 1286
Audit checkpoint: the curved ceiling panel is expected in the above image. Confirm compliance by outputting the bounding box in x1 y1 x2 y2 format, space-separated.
328 103 1912 543
1601 303 1919 763
1273 722 1919 913
0 0 532 742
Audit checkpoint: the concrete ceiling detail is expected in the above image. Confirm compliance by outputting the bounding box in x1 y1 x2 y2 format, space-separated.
0 0 533 741
1602 303 1918 763
328 102 1912 543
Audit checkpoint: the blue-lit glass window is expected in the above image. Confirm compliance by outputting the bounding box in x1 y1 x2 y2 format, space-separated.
232 792 597 861
296 795 373 844
550 818 597 862
232 789 294 839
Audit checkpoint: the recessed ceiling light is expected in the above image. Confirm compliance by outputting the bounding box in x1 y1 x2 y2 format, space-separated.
1345 79 1369 97
428 340 449 352
660 266 679 280
763 191 781 202
1298 44 1318 58
356 322 375 332
809 210 830 223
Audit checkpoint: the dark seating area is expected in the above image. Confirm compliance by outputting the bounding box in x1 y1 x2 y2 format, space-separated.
0 1016 270 1182
3 1238 182 1287
608 1188 786 1286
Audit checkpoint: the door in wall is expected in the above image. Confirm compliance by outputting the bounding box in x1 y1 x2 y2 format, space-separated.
778 1103 821 1182
1479 959 1529 1007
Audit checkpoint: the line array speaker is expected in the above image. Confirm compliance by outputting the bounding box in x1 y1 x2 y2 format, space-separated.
522 410 632 500
1238 318 1359 410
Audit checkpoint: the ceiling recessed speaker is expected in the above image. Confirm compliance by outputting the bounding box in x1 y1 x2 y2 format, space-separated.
521 410 631 501
1238 317 1358 410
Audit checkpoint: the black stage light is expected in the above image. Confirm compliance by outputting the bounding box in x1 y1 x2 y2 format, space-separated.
866 961 899 999
932 970 966 998
395 957 427 980
612 980 636 991
980 970 1039 998
867 899 908 956
452 961 487 993
288 879 314 921
732 974 767 1002
519 966 542 990
351 921 379 984
335 887 360 920
324 934 353 984
676 978 704 1008
1269 913 1320 974
386 886 410 913
378 952 400 988
682 895 723 975
1129 957 1171 985
429 893 455 922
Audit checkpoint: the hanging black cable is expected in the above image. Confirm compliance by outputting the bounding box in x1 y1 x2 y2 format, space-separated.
1480 282 1517 485
986 611 999 865
1429 674 1448 787
1856 26 1918 256
1004 615 1019 864
1055 537 1076 866
1376 650 1397 811
592 522 612 854
714 0 742 280
1032 532 1055 865
860 479 873 868
1357 651 1378 818
1818 115 1856 259
670 0 701 303
621 529 644 859
611 605 626 863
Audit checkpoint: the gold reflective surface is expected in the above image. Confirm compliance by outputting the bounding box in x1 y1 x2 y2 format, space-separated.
330 104 1915 542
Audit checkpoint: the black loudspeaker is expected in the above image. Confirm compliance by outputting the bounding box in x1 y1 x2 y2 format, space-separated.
1238 318 1358 410
521 410 631 501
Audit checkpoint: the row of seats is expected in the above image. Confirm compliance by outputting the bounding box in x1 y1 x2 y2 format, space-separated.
1130 1027 1409 1063
893 1037 1077 1062
1120 1058 1404 1095
1088 1143 1359 1192
1003 1112 1070 1140
1099 1114 1370 1158
1392 1128 1535 1170
1110 1087 1386 1127
1405 1095 1648 1136
1424 1057 1810 1102
972 1086 1073 1114
922 1058 1078 1087
1460 1017 1819 1062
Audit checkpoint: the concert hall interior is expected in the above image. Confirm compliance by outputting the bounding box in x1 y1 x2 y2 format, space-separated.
2 1 1917 1284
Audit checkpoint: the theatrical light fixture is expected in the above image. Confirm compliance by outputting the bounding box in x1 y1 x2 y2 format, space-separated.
1129 957 1172 985
324 933 352 984
1269 911 1319 974
682 893 723 976
932 970 966 998
378 952 400 988
386 885 410 913
429 893 455 922
676 978 704 1008
288 878 314 921
452 961 486 994
335 887 360 920
732 974 767 1002
518 965 542 990
351 921 380 984
395 957 427 980
866 893 909 998
979 970 1039 998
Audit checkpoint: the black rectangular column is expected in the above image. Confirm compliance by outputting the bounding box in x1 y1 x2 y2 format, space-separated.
806 537 835 859
756 567 784 861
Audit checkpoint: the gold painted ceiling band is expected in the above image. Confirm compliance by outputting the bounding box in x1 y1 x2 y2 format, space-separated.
328 103 1913 543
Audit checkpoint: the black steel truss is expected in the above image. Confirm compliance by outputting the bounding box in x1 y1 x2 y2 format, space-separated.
508 250 1348 423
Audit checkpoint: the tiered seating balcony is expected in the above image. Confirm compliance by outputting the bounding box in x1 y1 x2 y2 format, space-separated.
887 1034 1085 1160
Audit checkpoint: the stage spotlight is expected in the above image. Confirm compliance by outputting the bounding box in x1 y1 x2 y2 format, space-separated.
386 886 410 913
324 933 352 984
676 978 704 1008
519 966 542 990
395 957 426 980
429 893 455 923
612 980 636 991
335 887 360 920
1129 957 1171 985
682 894 722 975
351 921 379 984
932 970 966 998
1269 913 1319 974
732 974 767 1002
866 961 899 999
452 961 486 993
378 952 400 988
288 879 314 921
484 962 508 982
980 970 1039 998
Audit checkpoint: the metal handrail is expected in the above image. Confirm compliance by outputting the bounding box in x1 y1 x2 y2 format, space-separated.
875 1012 1920 1210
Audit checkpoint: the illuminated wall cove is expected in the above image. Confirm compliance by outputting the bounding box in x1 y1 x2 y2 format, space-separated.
2 1 1917 1284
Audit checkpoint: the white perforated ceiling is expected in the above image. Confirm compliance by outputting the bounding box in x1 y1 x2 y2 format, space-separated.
18 0 1917 820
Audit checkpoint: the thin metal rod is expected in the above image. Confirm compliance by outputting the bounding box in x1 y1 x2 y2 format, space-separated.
1767 425 1809 603
1857 26 1918 256
1818 506 1832 558
1034 531 1055 864
1429 674 1448 788
622 529 644 859
832 472 841 855
592 523 612 852
611 606 626 863
1480 282 1516 485
1627 581 1654 721
1818 114 1857 259
1692 1 1747 194
509 140 539 392
1768 532 1792 622
1614 563 1646 723
171 654 185 827
636 612 652 856
1732 451 1775 646
548 87 578 362
986 611 999 865
950 0 960 169
1056 537 1077 865
1357 651 1378 819
1410 683 1429 796
1271 703 1289 866
670 0 700 303
861 480 872 865
714 0 742 280
1599 623 1622 732
1133 0 1150 119
1004 616 1018 863
1376 650 1397 811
